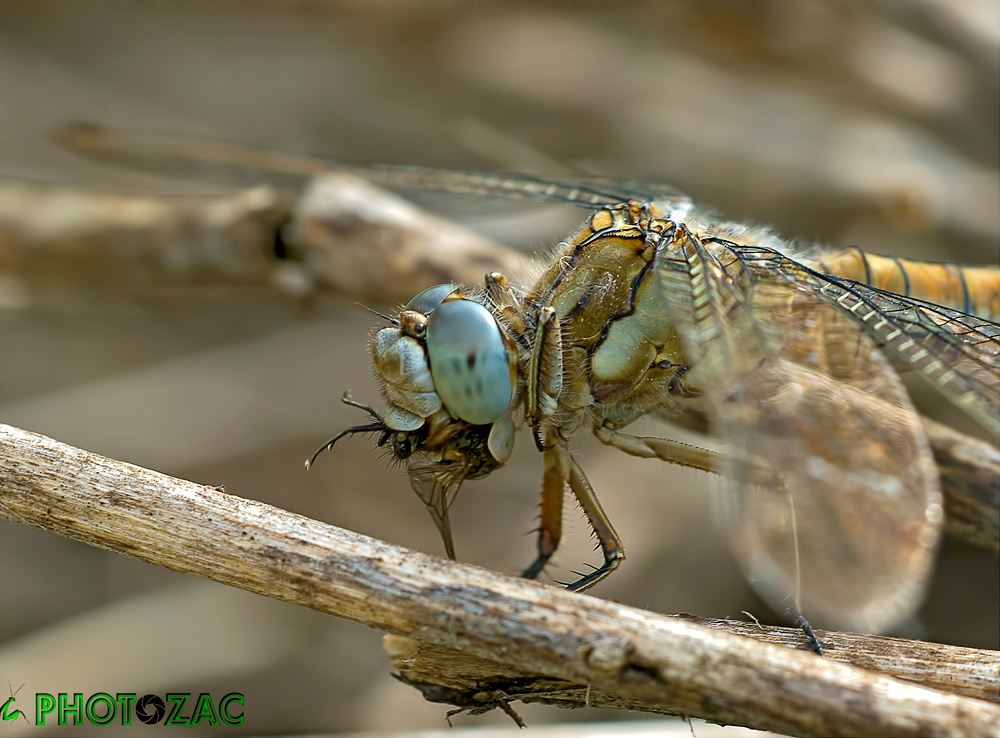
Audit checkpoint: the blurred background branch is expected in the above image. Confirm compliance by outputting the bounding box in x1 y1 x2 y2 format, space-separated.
0 167 529 306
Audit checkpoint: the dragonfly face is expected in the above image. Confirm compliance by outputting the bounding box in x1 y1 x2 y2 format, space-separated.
339 283 519 558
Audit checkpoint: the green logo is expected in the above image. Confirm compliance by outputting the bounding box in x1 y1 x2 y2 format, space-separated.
1 683 29 725
0 683 244 727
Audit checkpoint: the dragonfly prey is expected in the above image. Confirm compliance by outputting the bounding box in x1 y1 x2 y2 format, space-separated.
60 124 1000 634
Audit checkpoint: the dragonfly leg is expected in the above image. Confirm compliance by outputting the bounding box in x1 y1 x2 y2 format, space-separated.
522 439 625 591
521 440 566 580
594 425 718 474
525 306 562 452
594 425 776 484
563 447 625 591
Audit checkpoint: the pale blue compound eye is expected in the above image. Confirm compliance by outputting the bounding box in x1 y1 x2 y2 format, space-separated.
426 300 513 426
405 283 458 315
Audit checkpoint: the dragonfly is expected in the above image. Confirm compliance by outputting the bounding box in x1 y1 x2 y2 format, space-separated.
306 172 999 636
59 124 1000 635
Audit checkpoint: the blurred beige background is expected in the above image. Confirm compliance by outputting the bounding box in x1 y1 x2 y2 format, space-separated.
0 2 997 735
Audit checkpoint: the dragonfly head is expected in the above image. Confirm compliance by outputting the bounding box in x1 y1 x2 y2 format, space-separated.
369 282 519 464
309 283 519 557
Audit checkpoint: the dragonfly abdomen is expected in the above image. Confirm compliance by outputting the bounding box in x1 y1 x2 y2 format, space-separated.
817 247 1000 321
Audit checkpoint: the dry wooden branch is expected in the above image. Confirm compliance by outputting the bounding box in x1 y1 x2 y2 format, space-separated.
0 172 528 306
1 423 997 737
384 609 1000 712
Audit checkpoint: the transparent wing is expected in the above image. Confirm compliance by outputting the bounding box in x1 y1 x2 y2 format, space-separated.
817 280 1000 437
657 228 943 633
58 122 691 212
739 246 1000 437
406 459 467 560
332 168 693 213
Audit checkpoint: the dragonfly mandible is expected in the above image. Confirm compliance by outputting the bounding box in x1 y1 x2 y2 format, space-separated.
303 168 999 635
56 124 1000 634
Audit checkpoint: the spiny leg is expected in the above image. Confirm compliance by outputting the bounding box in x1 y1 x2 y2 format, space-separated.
563 448 624 591
594 424 774 484
521 439 566 580
594 425 718 473
522 434 626 590
594 424 822 651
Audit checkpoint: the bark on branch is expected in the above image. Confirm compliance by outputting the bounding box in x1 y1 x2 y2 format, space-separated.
1 423 997 737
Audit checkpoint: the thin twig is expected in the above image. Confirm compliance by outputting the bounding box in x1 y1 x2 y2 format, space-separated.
0 424 997 737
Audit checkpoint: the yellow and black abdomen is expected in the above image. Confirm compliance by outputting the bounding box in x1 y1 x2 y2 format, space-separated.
817 247 999 321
